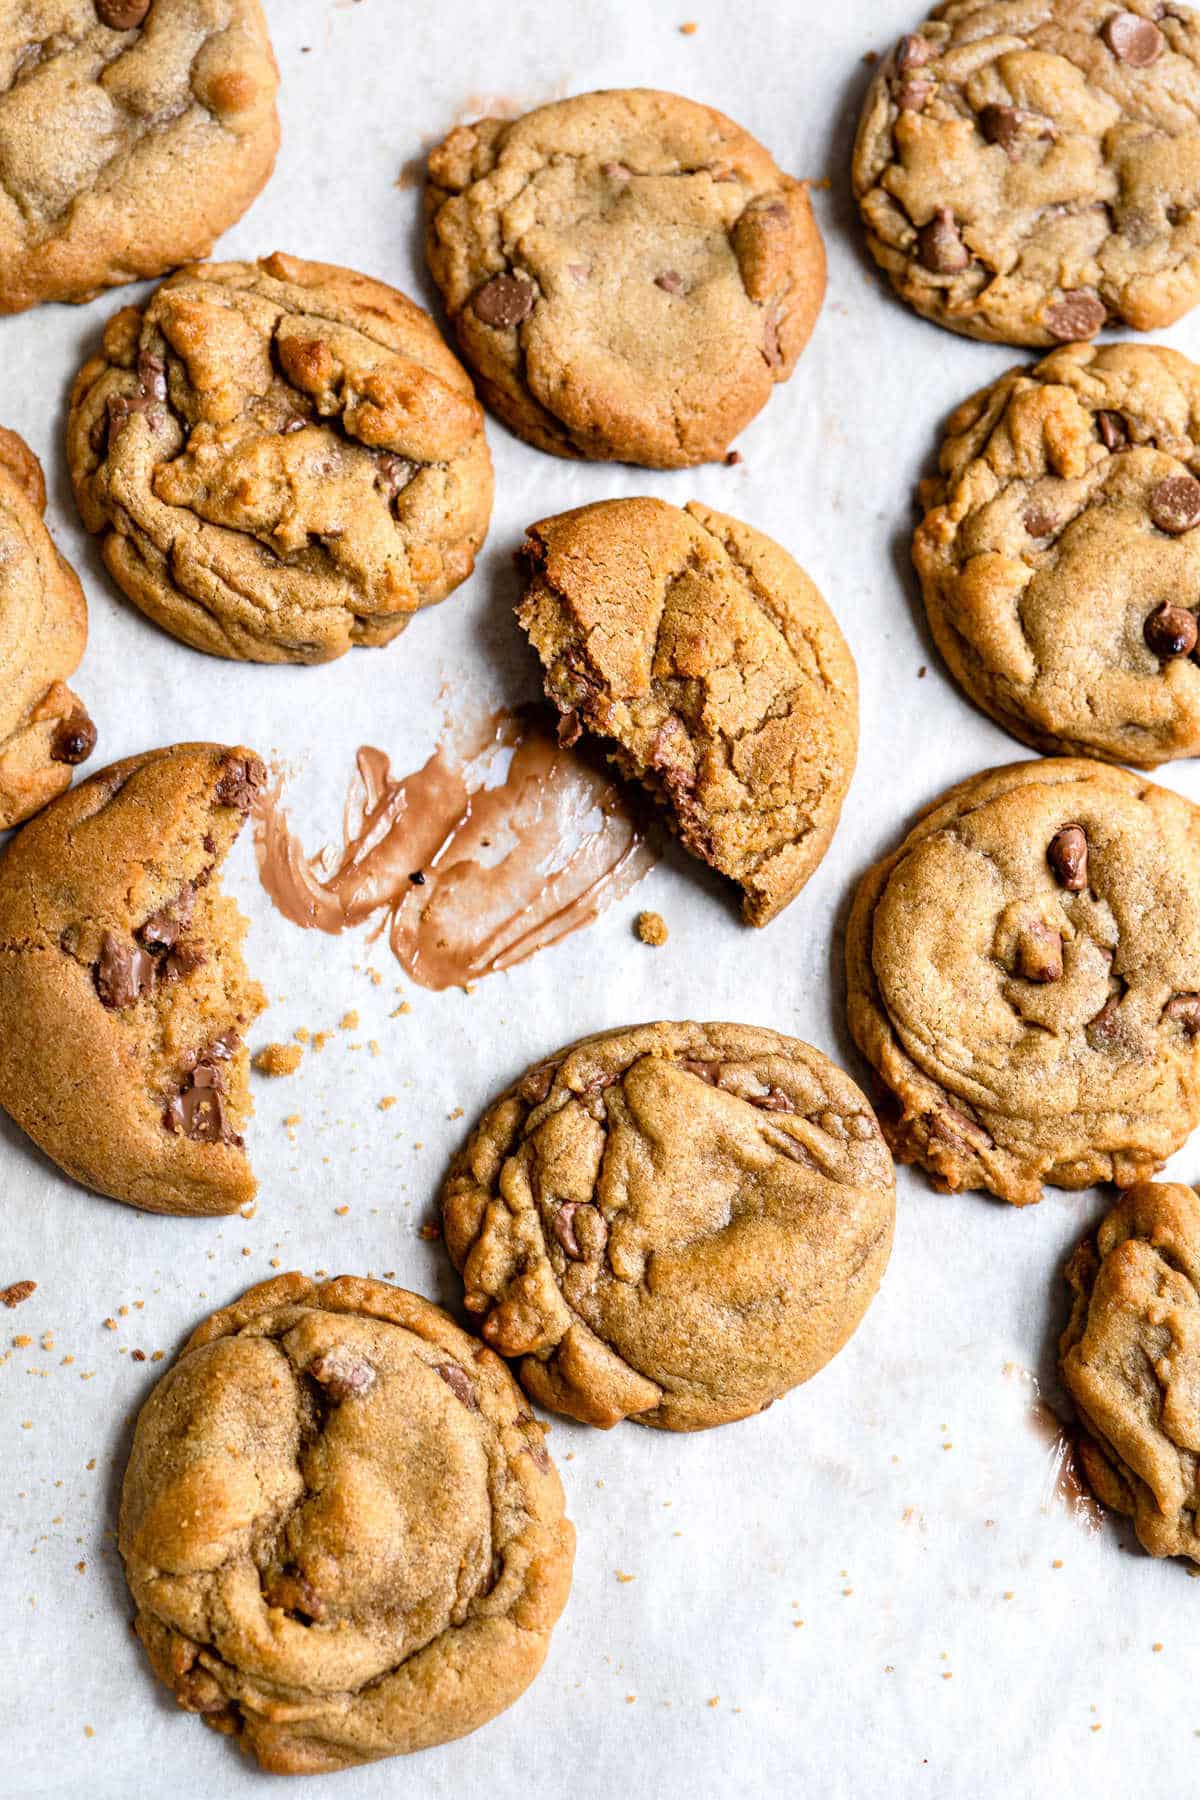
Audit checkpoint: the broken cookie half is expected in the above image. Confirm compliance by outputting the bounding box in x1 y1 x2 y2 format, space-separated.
0 743 266 1214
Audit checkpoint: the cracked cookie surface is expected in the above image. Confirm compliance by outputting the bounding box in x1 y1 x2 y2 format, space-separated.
846 759 1200 1206
853 0 1200 346
0 427 95 829
67 253 494 662
1060 1181 1200 1560
916 343 1200 765
0 1 278 315
441 1022 895 1432
517 498 857 926
0 742 266 1213
120 1273 574 1774
425 88 825 466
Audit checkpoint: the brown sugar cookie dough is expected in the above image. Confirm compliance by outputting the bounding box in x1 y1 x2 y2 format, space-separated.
119 1273 574 1775
67 254 494 663
425 88 825 467
517 498 857 927
853 1 1200 346
0 1 278 316
915 342 1200 766
1061 1181 1200 1561
0 427 95 830
441 1022 895 1432
0 743 266 1214
847 759 1200 1207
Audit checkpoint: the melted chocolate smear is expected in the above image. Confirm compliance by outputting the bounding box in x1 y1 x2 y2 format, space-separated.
1003 1363 1104 1534
252 711 654 991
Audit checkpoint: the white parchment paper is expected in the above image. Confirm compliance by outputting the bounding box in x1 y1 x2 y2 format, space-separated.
3 3 1199 1795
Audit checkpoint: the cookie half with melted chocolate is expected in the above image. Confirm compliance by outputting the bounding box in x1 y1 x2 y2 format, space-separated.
0 742 266 1213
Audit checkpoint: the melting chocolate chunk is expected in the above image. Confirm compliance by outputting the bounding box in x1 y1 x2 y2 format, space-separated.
309 1347 376 1401
50 713 97 765
552 1202 585 1261
1097 409 1128 450
978 104 1055 155
1044 291 1106 341
96 0 150 29
1149 475 1200 535
1015 921 1064 984
264 1567 326 1622
917 208 970 274
214 755 263 812
1144 602 1198 658
472 275 536 328
896 32 933 69
1164 994 1200 1035
161 941 206 983
95 932 156 1008
1023 504 1059 539
165 1038 241 1144
1103 11 1164 64
139 884 195 952
433 1361 479 1409
654 271 686 294
1047 825 1089 891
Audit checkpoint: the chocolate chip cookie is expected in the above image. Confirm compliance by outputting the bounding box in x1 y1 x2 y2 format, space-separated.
67 254 494 663
1061 1181 1200 1560
517 498 858 926
854 1 1200 346
0 427 95 829
847 759 1200 1206
120 1273 574 1774
916 342 1200 765
0 2 279 315
425 89 825 466
442 1023 895 1432
0 743 266 1214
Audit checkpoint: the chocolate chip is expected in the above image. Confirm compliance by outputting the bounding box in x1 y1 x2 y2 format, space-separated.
309 1347 376 1401
1144 601 1198 658
471 275 535 328
978 104 1055 155
139 884 195 952
264 1568 326 1623
1165 994 1200 1034
95 932 156 1008
655 271 686 294
1015 921 1064 984
1103 11 1165 64
897 77 933 110
137 349 167 402
896 33 933 69
1149 475 1200 534
1023 504 1058 539
50 713 97 765
433 1362 478 1409
917 208 969 274
95 0 150 27
1086 992 1125 1048
552 1203 585 1261
408 870 426 885
520 1066 554 1105
1097 409 1128 450
165 1038 241 1143
556 709 582 748
214 754 262 812
374 452 415 500
1047 824 1089 891
161 941 206 983
1044 291 1106 341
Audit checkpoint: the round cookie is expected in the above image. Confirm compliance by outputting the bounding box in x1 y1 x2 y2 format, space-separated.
1060 1181 1200 1561
0 1 279 315
67 253 494 663
847 759 1200 1207
119 1273 574 1774
915 342 1200 766
517 498 858 927
441 1022 895 1432
425 88 825 467
853 0 1200 346
0 427 95 829
0 743 266 1214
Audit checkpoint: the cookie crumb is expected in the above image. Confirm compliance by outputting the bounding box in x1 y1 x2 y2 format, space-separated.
636 910 669 946
102 1318 117 1332
253 1042 304 1077
918 665 927 679
378 1095 397 1111
294 1027 310 1043
83 1726 94 1739
335 1205 350 1217
340 1010 359 1030
0 1280 36 1308
725 450 743 466
615 1571 636 1583
418 1223 441 1241
12 1334 31 1348
131 1349 146 1362
863 48 879 64
680 18 698 31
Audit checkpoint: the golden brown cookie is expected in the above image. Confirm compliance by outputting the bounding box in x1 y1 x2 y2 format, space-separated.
67 254 494 663
0 427 95 829
1061 1181 1200 1561
120 1273 574 1774
517 498 858 927
0 743 266 1214
0 2 279 315
442 1022 895 1432
915 342 1200 765
425 88 825 466
847 759 1200 1206
854 1 1200 346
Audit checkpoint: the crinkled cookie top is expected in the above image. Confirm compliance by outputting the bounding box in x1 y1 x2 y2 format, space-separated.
442 1022 894 1433
119 1274 574 1775
68 253 494 663
853 0 1200 345
426 88 826 466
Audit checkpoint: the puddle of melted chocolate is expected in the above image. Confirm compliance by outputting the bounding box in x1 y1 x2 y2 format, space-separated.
1003 1363 1103 1534
253 710 654 991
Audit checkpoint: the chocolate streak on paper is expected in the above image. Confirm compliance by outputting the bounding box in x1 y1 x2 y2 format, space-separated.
252 710 654 991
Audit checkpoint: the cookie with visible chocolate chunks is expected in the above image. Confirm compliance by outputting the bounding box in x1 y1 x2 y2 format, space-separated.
442 1022 895 1432
1060 1181 1200 1561
846 759 1200 1207
120 1273 574 1773
67 254 493 663
0 743 266 1214
425 88 825 466
0 427 95 829
853 0 1200 346
517 497 857 926
915 342 1200 765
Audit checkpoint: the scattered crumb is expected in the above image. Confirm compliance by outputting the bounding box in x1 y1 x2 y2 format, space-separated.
269 1258 281 1270
615 1571 636 1583
254 1042 304 1077
311 1031 333 1051
102 1318 117 1332
635 910 669 947
284 1114 302 1130
151 1351 164 1362
86 1459 96 1471
1091 1724 1102 1733
76 1561 86 1573
0 1280 36 1308
335 1206 350 1217
918 665 927 679
707 1696 720 1709
626 1694 636 1704
83 1726 94 1739
392 1001 412 1017
378 1096 398 1111
448 1106 464 1121
294 1027 310 1043
418 1223 441 1241
12 1335 31 1349
1153 1642 1164 1653
863 48 879 64
340 1010 359 1030
680 18 698 31
1052 1559 1063 1570
369 1039 380 1057
793 1619 804 1629
725 449 742 466
942 1672 953 1682
1003 1590 1014 1600
131 1349 146 1363
395 156 424 190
